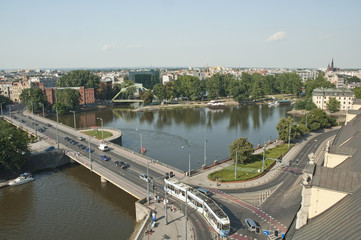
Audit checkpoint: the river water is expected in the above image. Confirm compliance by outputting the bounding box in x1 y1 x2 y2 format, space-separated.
0 103 291 239
56 104 292 171
0 166 137 240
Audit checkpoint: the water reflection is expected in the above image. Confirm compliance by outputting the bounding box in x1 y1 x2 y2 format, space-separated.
51 104 292 171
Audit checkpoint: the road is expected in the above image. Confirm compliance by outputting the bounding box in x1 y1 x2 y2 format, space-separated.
5 105 213 240
211 129 337 238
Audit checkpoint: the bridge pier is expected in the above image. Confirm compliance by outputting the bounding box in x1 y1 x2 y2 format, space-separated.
100 176 108 183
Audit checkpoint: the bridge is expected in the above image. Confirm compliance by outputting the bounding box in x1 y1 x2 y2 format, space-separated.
3 111 184 202
111 84 157 103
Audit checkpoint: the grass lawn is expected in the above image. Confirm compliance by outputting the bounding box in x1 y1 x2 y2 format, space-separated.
81 130 113 140
208 143 293 182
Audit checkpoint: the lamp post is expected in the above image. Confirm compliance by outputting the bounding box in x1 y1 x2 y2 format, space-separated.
96 117 104 141
0 102 4 116
147 161 150 204
204 139 207 166
71 111 76 130
182 140 191 177
164 182 168 225
288 120 292 148
185 190 188 240
88 135 92 170
56 107 59 149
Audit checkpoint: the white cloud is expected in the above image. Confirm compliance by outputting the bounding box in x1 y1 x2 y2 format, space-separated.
102 44 116 51
127 44 142 49
266 31 287 42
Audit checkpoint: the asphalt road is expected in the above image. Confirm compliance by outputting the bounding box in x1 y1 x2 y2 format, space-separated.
211 129 338 238
5 106 213 240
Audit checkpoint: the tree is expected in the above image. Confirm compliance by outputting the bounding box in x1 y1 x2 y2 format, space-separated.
229 138 254 164
0 120 30 170
0 95 12 106
353 87 361 99
304 73 335 97
57 70 100 89
345 76 361 84
276 117 298 142
19 88 47 112
326 97 340 113
53 89 80 114
140 89 154 105
295 96 317 110
300 109 336 131
153 83 167 101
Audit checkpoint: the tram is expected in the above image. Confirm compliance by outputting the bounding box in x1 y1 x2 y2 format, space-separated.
164 178 230 237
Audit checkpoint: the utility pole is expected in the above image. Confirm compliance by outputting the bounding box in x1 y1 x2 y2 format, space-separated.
185 190 188 240
234 150 237 180
188 140 191 177
204 139 207 166
164 183 168 225
147 161 150 204
55 108 59 149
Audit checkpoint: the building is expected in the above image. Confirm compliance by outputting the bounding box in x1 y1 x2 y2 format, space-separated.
312 88 354 111
325 72 345 88
287 113 361 240
29 76 58 88
295 70 319 83
41 86 95 105
128 70 160 89
0 80 12 99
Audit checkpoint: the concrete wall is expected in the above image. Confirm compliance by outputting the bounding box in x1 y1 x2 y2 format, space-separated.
135 198 151 222
26 150 71 172
308 186 347 219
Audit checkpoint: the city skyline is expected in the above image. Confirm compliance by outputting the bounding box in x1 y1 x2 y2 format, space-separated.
1 0 361 69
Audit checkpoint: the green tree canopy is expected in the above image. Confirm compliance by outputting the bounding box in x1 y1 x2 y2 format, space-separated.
0 120 30 170
57 70 100 89
300 109 336 131
53 89 80 114
153 83 167 101
19 88 47 112
229 137 254 164
140 89 154 105
326 97 340 113
276 117 298 142
353 87 361 99
0 95 12 106
305 73 335 97
294 96 317 110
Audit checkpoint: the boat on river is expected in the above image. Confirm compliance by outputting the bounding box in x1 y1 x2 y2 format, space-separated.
8 173 34 186
268 101 280 107
207 100 225 109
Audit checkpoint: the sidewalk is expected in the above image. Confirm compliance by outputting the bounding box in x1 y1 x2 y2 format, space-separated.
138 198 196 240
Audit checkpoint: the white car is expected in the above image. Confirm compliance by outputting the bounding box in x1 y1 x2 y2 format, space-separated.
139 174 153 183
77 136 85 141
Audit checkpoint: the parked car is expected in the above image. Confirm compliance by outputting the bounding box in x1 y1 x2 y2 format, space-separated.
21 120 25 123
77 136 85 141
38 128 45 133
139 174 153 182
64 137 70 141
85 147 94 153
45 146 55 152
46 123 52 127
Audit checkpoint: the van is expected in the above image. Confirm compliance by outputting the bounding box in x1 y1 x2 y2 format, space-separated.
98 143 109 151
245 218 257 232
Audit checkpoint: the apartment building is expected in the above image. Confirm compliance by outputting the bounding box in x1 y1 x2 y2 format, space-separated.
312 88 354 111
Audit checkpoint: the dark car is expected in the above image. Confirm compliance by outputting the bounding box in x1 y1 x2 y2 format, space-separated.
38 128 45 133
46 123 52 127
115 161 128 169
64 137 70 141
85 147 94 153
45 146 55 152
21 120 25 123
100 155 111 161
71 141 78 145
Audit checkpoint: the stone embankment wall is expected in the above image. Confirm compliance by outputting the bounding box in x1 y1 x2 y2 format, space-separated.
26 150 71 172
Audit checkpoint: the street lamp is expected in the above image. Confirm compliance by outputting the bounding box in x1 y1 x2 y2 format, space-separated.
0 102 4 116
182 140 191 177
71 111 76 130
147 161 150 204
96 117 104 141
56 107 59 149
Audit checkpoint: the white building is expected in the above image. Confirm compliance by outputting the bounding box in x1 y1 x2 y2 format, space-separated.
312 88 355 111
295 70 319 82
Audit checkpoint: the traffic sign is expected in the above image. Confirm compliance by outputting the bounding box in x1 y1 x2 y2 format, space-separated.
263 230 270 235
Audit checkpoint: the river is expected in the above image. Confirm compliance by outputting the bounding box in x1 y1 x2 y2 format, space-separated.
0 103 292 240
55 104 292 171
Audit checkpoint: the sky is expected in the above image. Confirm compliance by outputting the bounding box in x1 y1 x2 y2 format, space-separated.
1 0 361 69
